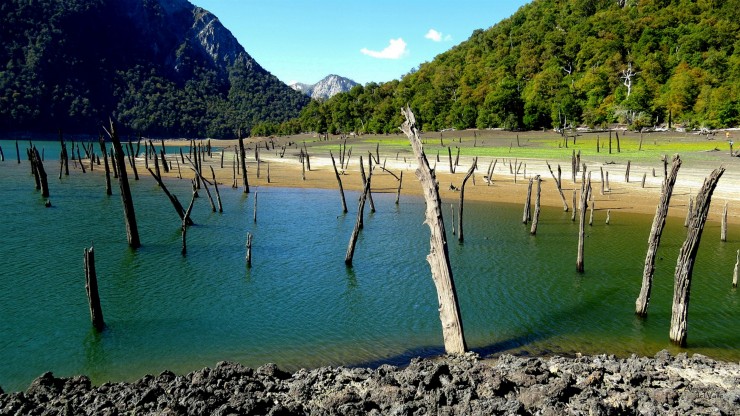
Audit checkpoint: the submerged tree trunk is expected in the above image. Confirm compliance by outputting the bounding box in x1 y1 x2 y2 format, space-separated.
345 156 371 266
84 246 105 331
330 151 348 213
576 173 591 273
523 177 533 224
107 120 141 248
670 167 725 346
458 158 477 243
721 202 728 242
401 106 467 355
530 175 542 235
99 136 112 196
636 155 682 316
733 249 739 288
238 136 249 194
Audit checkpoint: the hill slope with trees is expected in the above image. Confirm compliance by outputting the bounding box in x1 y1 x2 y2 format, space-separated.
0 0 309 138
276 0 739 135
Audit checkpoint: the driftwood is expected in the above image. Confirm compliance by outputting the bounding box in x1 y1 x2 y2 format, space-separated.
331 151 350 213
401 106 467 355
635 154 682 316
106 120 141 248
345 156 371 266
530 175 542 235
457 158 477 243
670 167 724 346
84 246 105 331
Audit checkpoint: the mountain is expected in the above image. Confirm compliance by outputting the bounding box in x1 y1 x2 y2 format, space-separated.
0 0 309 138
291 0 739 134
290 75 359 100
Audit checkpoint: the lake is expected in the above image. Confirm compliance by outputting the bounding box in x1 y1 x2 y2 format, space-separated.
0 139 737 392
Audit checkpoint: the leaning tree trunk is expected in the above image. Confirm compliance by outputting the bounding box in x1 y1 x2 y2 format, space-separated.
458 158 477 243
107 120 141 248
636 155 682 317
401 105 467 355
344 159 371 266
546 161 568 211
330 151 348 213
670 167 724 346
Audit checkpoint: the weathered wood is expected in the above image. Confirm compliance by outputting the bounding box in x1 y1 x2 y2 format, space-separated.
84 246 105 331
246 232 253 267
605 171 610 191
344 157 371 266
77 147 86 173
546 161 568 211
238 136 250 193
589 200 594 226
210 166 223 213
523 177 533 224
641 173 646 188
99 136 112 196
401 106 467 355
181 191 196 256
625 160 631 182
635 154 682 317
186 157 216 213
395 171 403 205
458 158 477 243
684 196 694 227
571 190 577 222
146 167 194 225
30 146 50 198
720 202 728 242
448 147 454 173
360 154 375 213
670 167 724 346
109 149 118 178
530 175 542 235
576 173 591 273
733 249 738 288
606 209 611 224
329 150 347 213
106 120 141 248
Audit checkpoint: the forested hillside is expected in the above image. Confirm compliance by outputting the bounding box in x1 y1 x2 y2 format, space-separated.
270 0 739 135
0 0 309 138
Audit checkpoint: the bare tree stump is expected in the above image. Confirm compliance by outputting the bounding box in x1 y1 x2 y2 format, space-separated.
571 190 577 222
721 202 728 242
246 232 253 267
253 192 257 223
458 158 477 243
606 209 611 224
401 106 467 355
530 175 542 235
670 167 724 346
733 249 738 288
641 173 647 188
636 155 682 316
625 160 631 182
106 120 140 248
84 246 105 331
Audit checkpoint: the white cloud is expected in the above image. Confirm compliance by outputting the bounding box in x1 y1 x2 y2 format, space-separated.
425 29 442 42
360 38 408 59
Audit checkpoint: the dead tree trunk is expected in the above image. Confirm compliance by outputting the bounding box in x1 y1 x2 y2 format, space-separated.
576 173 591 273
523 177 533 224
99 136 112 196
571 190 577 221
84 246 105 331
181 191 196 256
670 167 724 346
530 175 542 235
625 160 631 182
106 120 141 248
733 249 738 288
238 136 250 193
187 157 216 213
721 202 728 242
401 105 467 355
685 196 694 227
146 167 194 225
330 151 348 213
360 155 375 213
246 232 253 268
396 171 403 205
210 166 223 213
31 147 49 198
458 158 477 243
546 161 568 211
345 157 371 266
635 155 682 316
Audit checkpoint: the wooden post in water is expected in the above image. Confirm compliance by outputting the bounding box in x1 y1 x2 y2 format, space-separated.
641 173 647 188
721 202 728 242
84 246 105 331
106 120 140 248
30 147 50 199
530 175 542 235
330 151 348 213
576 173 591 273
523 177 533 224
99 135 112 196
344 157 371 266
733 250 738 288
546 161 568 211
458 158 477 243
401 105 467 354
670 167 724 346
0 145 4 161
636 155 682 317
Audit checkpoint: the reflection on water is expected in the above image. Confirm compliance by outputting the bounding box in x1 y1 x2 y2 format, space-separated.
0 142 737 392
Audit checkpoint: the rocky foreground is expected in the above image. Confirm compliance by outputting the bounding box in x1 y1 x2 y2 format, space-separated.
2 351 738 415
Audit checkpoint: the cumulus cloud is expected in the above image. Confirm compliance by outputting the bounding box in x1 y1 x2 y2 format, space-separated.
425 29 442 42
360 38 408 59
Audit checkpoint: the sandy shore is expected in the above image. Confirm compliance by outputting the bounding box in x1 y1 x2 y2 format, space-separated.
162 132 740 226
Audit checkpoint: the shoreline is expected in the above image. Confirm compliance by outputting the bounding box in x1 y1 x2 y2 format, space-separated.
2 350 738 414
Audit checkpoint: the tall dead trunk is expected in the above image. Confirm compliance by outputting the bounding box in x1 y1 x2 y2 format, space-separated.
721 202 728 242
576 173 591 273
31 147 49 198
458 158 477 243
84 246 105 331
345 156 371 266
396 171 403 205
636 154 682 316
670 167 724 346
107 120 141 248
99 136 112 196
246 232 253 268
530 175 542 235
181 191 196 256
238 136 250 193
330 151 348 213
401 106 467 355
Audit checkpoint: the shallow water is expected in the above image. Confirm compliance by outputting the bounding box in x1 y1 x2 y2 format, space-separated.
0 139 738 392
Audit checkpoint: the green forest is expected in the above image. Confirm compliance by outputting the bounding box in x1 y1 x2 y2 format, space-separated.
258 0 740 136
0 0 308 138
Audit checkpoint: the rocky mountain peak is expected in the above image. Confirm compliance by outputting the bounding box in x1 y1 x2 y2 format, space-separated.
290 74 358 99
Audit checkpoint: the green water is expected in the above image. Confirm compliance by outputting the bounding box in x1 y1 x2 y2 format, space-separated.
0 140 738 392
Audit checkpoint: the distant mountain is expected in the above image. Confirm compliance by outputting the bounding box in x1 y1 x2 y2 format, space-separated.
290 75 358 100
0 0 309 138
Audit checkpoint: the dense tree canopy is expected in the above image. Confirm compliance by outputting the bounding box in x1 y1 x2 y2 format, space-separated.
265 0 739 136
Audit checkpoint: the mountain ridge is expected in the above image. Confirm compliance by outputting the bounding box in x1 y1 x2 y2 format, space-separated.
290 75 359 100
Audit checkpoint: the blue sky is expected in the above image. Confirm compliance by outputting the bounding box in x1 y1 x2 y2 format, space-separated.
189 1 529 86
